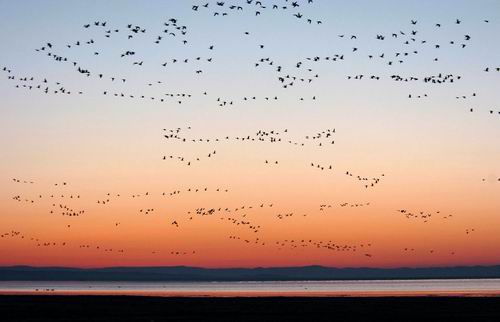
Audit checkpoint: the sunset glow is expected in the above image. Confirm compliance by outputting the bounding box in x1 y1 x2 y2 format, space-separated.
1 0 500 269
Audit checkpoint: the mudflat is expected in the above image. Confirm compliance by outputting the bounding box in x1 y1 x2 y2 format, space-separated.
0 295 499 321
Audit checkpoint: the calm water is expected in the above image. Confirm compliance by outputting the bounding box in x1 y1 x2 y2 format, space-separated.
1 279 499 296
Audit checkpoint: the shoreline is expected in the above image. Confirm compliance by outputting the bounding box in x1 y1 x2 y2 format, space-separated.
1 290 500 297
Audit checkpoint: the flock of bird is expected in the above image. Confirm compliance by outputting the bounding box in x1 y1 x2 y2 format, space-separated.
396 209 454 223
2 1 499 264
192 0 320 25
2 3 498 111
162 127 336 147
5 172 481 258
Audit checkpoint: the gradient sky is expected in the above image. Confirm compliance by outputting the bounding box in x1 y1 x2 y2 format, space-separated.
0 0 499 268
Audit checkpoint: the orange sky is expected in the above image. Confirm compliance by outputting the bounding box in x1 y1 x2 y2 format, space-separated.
1 1 500 268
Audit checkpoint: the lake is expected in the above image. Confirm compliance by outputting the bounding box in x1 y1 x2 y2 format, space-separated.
1 279 499 296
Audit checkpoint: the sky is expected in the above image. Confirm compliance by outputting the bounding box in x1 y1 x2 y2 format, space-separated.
0 0 499 269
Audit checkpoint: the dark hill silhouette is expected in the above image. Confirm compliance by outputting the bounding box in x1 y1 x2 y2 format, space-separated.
1 265 499 281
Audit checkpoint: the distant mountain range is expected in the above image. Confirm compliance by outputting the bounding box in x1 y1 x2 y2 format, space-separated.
1 265 499 281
